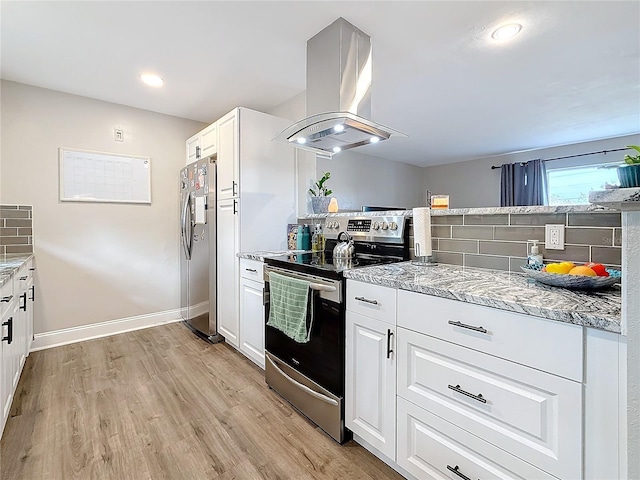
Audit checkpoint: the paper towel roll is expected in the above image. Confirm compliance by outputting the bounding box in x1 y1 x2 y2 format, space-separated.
413 207 432 258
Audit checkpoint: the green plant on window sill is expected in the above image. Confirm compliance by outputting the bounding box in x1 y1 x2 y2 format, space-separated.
308 172 333 197
623 145 640 164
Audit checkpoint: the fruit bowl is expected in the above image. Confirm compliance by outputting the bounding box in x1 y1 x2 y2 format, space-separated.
520 264 621 290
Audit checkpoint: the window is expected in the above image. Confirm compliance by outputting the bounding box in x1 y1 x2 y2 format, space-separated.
547 163 621 205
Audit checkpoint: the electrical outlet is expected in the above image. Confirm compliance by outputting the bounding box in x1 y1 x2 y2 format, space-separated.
114 129 124 142
545 224 565 250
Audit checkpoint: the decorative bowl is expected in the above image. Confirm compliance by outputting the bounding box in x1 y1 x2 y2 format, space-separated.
520 264 621 290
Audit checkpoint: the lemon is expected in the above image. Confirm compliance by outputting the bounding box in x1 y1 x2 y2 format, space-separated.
546 262 572 274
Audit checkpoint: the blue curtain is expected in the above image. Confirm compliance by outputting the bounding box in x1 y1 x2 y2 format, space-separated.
500 159 548 206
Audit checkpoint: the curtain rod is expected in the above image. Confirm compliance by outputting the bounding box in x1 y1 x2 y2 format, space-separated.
490 147 631 170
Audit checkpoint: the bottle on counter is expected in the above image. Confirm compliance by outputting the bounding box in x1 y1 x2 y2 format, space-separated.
527 240 543 266
312 224 325 252
297 225 311 251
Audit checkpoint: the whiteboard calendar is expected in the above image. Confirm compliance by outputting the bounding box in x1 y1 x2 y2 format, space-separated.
59 148 151 204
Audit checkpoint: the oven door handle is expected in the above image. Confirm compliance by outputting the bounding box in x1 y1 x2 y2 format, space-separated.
309 282 336 292
266 355 339 407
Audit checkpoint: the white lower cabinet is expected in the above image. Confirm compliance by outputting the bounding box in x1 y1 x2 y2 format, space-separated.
345 282 396 461
217 198 239 347
397 327 582 480
0 257 34 438
239 276 265 369
397 397 556 480
345 279 623 480
1 305 15 433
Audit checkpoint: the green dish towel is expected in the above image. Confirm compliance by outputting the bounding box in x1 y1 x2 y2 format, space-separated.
267 272 312 343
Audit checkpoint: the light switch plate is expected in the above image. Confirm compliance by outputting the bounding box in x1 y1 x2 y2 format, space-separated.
545 224 565 250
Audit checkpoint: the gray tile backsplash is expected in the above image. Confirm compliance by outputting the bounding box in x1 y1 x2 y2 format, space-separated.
415 209 622 271
0 205 33 255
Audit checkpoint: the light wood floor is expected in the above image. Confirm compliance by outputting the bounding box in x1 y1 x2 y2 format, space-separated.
1 323 404 479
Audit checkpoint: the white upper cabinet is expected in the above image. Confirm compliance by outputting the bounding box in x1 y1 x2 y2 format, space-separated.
186 122 217 166
216 109 239 200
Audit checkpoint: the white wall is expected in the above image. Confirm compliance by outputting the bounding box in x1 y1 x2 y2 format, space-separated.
0 81 206 334
423 134 640 208
315 151 425 211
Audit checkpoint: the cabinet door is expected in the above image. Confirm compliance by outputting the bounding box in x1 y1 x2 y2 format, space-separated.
1 306 15 434
217 198 239 348
26 279 34 355
15 285 27 377
186 133 200 165
239 277 265 369
200 123 217 159
217 109 239 200
346 310 396 460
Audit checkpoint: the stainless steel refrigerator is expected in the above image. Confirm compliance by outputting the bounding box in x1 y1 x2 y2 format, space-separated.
180 158 223 342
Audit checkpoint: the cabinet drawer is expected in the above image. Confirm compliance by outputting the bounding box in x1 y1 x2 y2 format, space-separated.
398 327 581 480
346 281 396 325
397 397 556 480
240 258 263 282
397 290 582 381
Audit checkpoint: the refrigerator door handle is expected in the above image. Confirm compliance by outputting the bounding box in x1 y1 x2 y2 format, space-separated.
181 195 191 260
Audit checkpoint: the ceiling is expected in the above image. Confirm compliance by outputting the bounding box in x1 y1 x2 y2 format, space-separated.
2 1 639 167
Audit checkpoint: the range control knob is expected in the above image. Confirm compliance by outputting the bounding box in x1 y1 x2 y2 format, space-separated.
381 222 389 230
372 222 380 230
389 222 398 231
333 221 339 229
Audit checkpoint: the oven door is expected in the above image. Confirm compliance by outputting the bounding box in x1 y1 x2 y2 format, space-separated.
263 265 344 396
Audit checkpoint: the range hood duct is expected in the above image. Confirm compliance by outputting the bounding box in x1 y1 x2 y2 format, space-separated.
274 18 406 156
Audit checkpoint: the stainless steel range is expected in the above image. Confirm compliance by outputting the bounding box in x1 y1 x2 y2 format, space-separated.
263 214 409 443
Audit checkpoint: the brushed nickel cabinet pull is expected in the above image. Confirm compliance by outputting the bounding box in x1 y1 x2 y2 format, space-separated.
447 465 474 480
448 320 488 334
448 384 487 404
354 296 378 305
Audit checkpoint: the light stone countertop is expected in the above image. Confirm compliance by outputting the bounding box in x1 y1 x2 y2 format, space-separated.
589 187 640 210
237 250 313 262
343 262 622 333
299 204 613 219
0 254 34 288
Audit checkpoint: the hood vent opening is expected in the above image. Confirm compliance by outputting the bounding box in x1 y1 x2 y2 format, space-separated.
274 17 406 156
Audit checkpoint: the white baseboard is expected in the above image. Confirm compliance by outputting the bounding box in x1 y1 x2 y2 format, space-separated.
31 309 182 351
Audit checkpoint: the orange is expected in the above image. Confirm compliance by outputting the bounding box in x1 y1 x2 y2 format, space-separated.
569 266 597 276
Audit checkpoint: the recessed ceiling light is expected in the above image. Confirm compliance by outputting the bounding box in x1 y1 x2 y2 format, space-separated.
332 147 341 153
140 74 164 87
333 124 345 133
296 137 307 144
491 23 522 41
369 136 380 144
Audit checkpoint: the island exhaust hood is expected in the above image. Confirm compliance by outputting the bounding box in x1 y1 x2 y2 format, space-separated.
274 18 406 156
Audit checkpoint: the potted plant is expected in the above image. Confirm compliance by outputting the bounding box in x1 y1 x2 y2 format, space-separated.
619 146 640 188
308 172 333 213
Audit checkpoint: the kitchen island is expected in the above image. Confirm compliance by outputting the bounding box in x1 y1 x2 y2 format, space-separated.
343 262 624 480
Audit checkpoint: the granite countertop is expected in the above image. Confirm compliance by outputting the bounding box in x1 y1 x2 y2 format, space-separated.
237 250 312 262
344 262 622 333
590 187 640 211
0 254 34 288
299 204 613 219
